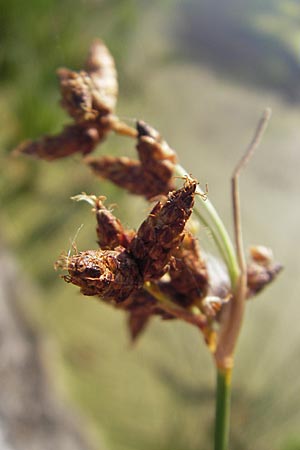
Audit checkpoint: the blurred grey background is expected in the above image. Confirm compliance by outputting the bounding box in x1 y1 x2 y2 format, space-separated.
0 1 299 449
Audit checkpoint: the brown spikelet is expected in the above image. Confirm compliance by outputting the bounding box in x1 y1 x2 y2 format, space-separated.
56 248 142 302
247 245 283 297
93 196 135 249
169 232 209 305
129 177 197 280
15 124 102 160
85 39 118 113
136 120 177 197
57 69 106 122
136 121 176 164
85 121 177 199
71 193 135 249
57 41 117 123
85 155 144 194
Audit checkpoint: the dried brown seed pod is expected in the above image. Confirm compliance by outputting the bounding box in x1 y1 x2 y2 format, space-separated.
85 154 172 200
72 193 135 249
94 197 135 250
85 120 177 199
15 41 119 161
247 245 282 297
85 155 145 194
56 248 142 302
57 41 118 123
169 232 208 305
14 124 102 161
136 120 177 197
85 39 118 113
57 69 106 122
129 177 197 280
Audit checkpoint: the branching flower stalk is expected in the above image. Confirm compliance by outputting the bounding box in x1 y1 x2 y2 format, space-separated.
15 40 282 450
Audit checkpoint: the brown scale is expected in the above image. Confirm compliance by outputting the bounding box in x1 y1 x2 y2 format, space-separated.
168 232 209 307
85 120 176 199
57 249 142 302
123 289 157 342
14 124 102 161
93 196 135 250
129 177 197 281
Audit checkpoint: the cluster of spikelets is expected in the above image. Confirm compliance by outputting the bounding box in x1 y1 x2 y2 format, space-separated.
15 40 282 346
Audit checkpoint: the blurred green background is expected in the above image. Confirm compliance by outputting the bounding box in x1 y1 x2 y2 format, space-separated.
1 0 300 449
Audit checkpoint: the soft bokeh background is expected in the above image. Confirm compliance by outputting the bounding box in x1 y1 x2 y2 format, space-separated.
1 0 300 449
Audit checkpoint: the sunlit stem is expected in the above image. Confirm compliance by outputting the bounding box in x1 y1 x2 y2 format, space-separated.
214 368 232 450
214 108 272 450
175 164 240 288
144 282 207 329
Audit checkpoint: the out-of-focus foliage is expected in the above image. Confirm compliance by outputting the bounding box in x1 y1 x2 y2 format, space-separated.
175 0 300 101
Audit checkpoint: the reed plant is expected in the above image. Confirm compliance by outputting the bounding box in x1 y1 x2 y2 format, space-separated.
15 40 282 450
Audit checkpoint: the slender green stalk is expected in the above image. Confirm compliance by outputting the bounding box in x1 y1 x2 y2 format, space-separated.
175 164 240 287
214 109 271 449
214 368 232 450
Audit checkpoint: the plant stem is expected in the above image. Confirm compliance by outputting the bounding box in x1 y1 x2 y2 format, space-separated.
175 164 240 287
214 109 271 450
214 367 232 450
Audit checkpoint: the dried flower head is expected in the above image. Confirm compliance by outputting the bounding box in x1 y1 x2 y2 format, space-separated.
85 120 176 199
72 193 135 249
84 39 118 113
14 40 118 160
15 39 282 361
129 177 197 280
56 248 142 302
57 40 117 122
14 124 102 161
54 178 212 341
247 245 282 297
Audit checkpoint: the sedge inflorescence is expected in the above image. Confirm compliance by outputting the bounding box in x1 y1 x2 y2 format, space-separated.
15 40 282 347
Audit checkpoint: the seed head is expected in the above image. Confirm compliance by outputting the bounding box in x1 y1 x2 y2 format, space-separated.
136 120 177 197
85 39 118 113
85 155 144 194
57 249 142 302
85 120 176 199
129 177 197 280
88 194 135 249
247 245 282 297
58 41 118 122
14 124 102 160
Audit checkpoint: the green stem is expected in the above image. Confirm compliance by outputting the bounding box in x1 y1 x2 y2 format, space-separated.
214 368 232 450
175 164 239 287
